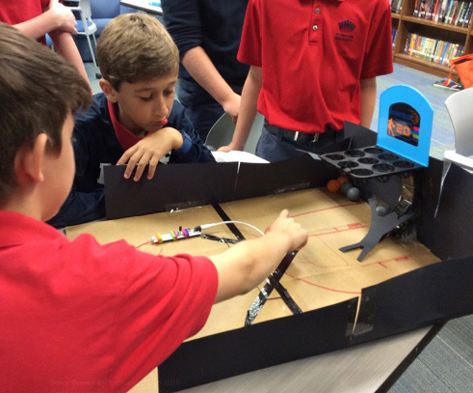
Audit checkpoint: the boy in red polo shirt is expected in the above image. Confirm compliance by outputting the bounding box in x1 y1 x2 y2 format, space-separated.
0 0 88 82
0 23 308 393
219 0 394 162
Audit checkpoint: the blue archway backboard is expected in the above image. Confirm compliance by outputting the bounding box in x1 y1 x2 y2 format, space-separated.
377 85 433 167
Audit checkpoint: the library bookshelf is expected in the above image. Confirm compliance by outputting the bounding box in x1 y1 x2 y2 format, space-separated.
391 0 473 80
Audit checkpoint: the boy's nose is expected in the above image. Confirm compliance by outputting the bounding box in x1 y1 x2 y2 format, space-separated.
154 97 168 117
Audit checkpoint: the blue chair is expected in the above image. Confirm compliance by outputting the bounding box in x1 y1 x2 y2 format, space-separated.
67 0 125 66
66 0 101 78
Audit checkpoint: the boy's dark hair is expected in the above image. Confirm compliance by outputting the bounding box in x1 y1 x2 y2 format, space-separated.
97 13 179 91
0 22 91 204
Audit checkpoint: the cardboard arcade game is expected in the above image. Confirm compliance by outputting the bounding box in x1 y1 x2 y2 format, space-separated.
66 88 473 392
319 85 434 262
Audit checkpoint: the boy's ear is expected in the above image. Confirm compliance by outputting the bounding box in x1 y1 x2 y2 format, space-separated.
14 133 49 185
100 79 119 103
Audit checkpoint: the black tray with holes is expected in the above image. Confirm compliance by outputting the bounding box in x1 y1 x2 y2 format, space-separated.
319 146 422 178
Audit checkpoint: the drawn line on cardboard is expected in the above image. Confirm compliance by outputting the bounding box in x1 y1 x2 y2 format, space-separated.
285 254 412 294
359 254 412 268
307 234 352 267
285 273 361 295
295 251 348 269
309 222 368 237
289 202 362 218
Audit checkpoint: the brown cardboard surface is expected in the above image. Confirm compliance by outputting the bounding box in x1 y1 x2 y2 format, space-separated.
66 206 233 257
127 368 158 393
66 187 440 341
207 188 440 331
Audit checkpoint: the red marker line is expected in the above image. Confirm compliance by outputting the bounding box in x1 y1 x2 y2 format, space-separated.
285 273 361 295
310 222 367 237
290 202 362 218
360 255 411 267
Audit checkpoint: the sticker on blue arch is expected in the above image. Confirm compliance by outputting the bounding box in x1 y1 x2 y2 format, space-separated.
377 85 433 167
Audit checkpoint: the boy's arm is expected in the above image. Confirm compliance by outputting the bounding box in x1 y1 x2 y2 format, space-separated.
117 105 215 182
167 111 215 163
117 127 184 181
162 0 241 120
360 77 377 129
182 46 241 122
218 65 262 152
48 29 90 83
209 210 308 303
13 2 77 39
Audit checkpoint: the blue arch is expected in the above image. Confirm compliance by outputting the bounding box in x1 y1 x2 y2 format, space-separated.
377 85 433 167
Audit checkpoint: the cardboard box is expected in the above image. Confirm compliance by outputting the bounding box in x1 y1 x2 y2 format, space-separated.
67 125 473 392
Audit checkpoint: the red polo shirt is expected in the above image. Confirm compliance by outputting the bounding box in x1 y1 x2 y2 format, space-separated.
238 0 393 134
0 211 218 393
108 101 147 151
0 0 52 45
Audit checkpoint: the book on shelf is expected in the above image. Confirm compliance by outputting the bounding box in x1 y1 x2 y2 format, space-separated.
445 0 455 24
419 0 427 17
439 41 448 64
438 0 449 21
413 0 473 26
462 2 473 26
434 40 445 63
392 28 398 50
459 1 469 24
455 1 464 24
425 0 436 19
390 0 402 13
432 0 442 20
403 33 465 67
413 0 419 16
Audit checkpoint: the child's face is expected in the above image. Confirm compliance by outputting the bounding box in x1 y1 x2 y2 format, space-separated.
112 75 177 136
42 113 76 221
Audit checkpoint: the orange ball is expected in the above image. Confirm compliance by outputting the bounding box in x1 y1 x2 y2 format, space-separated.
327 179 341 193
337 176 349 184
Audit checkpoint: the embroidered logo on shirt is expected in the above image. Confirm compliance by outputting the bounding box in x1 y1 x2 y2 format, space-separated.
335 20 356 42
338 20 356 33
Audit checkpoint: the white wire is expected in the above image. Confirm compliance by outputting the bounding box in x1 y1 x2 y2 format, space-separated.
200 221 265 236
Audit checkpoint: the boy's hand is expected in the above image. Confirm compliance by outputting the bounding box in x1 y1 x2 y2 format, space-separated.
217 140 245 153
210 209 308 303
266 210 308 252
222 92 241 124
48 2 78 34
116 127 183 182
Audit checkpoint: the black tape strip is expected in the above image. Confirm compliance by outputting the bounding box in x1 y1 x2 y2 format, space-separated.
245 284 271 327
200 233 239 244
210 204 302 322
245 251 298 326
212 203 246 241
269 276 303 315
272 251 297 280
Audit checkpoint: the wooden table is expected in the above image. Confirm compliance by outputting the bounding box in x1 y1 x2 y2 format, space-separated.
178 325 441 393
